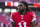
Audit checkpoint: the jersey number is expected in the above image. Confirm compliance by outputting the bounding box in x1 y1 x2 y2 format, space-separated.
18 22 27 27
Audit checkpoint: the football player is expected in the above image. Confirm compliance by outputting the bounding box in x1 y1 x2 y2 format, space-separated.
10 1 37 27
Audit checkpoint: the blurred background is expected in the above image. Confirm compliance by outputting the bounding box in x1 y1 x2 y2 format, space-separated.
0 0 40 27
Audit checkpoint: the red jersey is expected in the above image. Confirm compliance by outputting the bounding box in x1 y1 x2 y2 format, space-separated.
10 11 36 27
